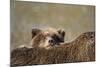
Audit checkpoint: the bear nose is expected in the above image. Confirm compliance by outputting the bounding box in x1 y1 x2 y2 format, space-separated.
49 40 54 43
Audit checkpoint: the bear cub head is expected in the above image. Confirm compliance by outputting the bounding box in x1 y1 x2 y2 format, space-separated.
30 27 65 49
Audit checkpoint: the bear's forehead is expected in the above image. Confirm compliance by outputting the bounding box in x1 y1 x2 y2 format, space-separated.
43 28 58 34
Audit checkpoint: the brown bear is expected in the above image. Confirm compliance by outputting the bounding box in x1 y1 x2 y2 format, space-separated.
11 31 95 66
30 27 65 49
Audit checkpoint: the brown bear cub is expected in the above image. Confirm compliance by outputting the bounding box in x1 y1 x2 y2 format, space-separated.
30 27 65 49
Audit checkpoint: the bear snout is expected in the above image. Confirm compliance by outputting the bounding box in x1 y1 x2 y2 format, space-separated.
48 39 55 46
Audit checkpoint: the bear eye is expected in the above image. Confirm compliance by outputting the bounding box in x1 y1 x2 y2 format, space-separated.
52 34 57 38
58 30 61 34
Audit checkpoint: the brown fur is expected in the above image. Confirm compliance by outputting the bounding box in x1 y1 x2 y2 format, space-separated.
30 28 65 49
11 32 95 66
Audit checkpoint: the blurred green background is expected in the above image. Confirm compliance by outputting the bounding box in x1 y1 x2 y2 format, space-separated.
10 0 95 50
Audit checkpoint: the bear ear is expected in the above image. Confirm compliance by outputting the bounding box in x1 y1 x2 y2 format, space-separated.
32 28 41 39
57 29 65 37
